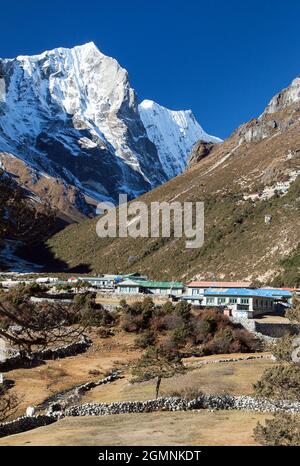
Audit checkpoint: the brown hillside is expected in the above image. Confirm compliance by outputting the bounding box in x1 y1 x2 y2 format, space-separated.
47 78 300 284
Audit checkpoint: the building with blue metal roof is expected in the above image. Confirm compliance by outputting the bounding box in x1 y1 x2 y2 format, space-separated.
181 287 293 319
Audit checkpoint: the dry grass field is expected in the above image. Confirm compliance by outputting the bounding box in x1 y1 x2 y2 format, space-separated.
0 411 272 446
1 326 275 446
5 330 140 417
4 322 273 418
82 357 274 404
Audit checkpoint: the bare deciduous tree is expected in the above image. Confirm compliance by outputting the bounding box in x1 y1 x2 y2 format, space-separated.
0 386 20 423
0 291 86 355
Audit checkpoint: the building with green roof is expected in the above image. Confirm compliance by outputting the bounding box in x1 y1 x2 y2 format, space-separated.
117 279 184 296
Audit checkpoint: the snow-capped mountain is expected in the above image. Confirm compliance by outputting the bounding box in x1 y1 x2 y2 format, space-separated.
0 42 220 215
139 100 222 178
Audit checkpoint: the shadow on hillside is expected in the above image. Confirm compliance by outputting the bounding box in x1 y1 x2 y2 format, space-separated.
15 241 92 274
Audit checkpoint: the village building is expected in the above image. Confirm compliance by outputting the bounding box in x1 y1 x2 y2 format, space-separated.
67 273 148 291
117 280 184 296
186 281 253 297
78 275 118 290
182 288 293 318
35 277 59 285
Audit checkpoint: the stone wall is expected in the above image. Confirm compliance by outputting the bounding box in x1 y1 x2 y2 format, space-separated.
255 322 299 338
0 335 91 372
230 315 299 340
230 316 280 342
0 415 56 438
96 293 172 307
40 371 122 412
1 394 300 439
62 395 300 417
186 354 274 367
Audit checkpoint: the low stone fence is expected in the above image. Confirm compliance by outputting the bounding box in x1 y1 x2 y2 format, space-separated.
0 335 92 372
185 354 274 367
1 394 300 439
96 293 174 307
255 322 299 338
0 415 56 438
40 371 122 412
62 395 300 417
34 335 92 361
30 296 73 304
230 315 300 341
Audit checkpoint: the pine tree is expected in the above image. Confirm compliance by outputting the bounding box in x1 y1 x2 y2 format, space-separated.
253 297 300 445
131 345 185 398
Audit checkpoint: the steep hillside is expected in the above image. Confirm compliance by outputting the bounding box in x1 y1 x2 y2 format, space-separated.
0 152 92 223
0 169 57 270
47 76 300 284
0 43 219 218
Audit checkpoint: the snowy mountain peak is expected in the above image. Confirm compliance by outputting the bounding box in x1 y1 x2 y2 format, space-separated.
0 42 221 212
15 41 101 62
139 99 222 178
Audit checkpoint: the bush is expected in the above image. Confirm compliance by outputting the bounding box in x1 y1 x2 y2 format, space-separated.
80 305 114 327
205 328 235 354
172 324 192 346
254 413 300 446
73 292 95 309
150 315 168 332
174 301 192 321
162 301 174 315
97 327 114 338
121 313 144 333
162 314 184 331
271 335 294 362
118 300 259 355
88 369 102 376
134 331 157 349
167 386 203 401
254 364 300 400
192 316 216 343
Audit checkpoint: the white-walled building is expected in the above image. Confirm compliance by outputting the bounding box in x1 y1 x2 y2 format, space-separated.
117 280 184 296
182 288 293 319
186 281 252 297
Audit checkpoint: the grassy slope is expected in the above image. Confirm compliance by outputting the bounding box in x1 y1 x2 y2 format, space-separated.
47 109 300 283
81 358 274 404
0 411 272 446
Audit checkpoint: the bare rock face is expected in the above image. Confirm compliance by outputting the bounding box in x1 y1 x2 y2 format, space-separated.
263 76 300 114
236 77 300 145
188 140 216 166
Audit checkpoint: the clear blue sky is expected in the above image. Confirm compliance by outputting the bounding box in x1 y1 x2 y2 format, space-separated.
1 0 299 138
